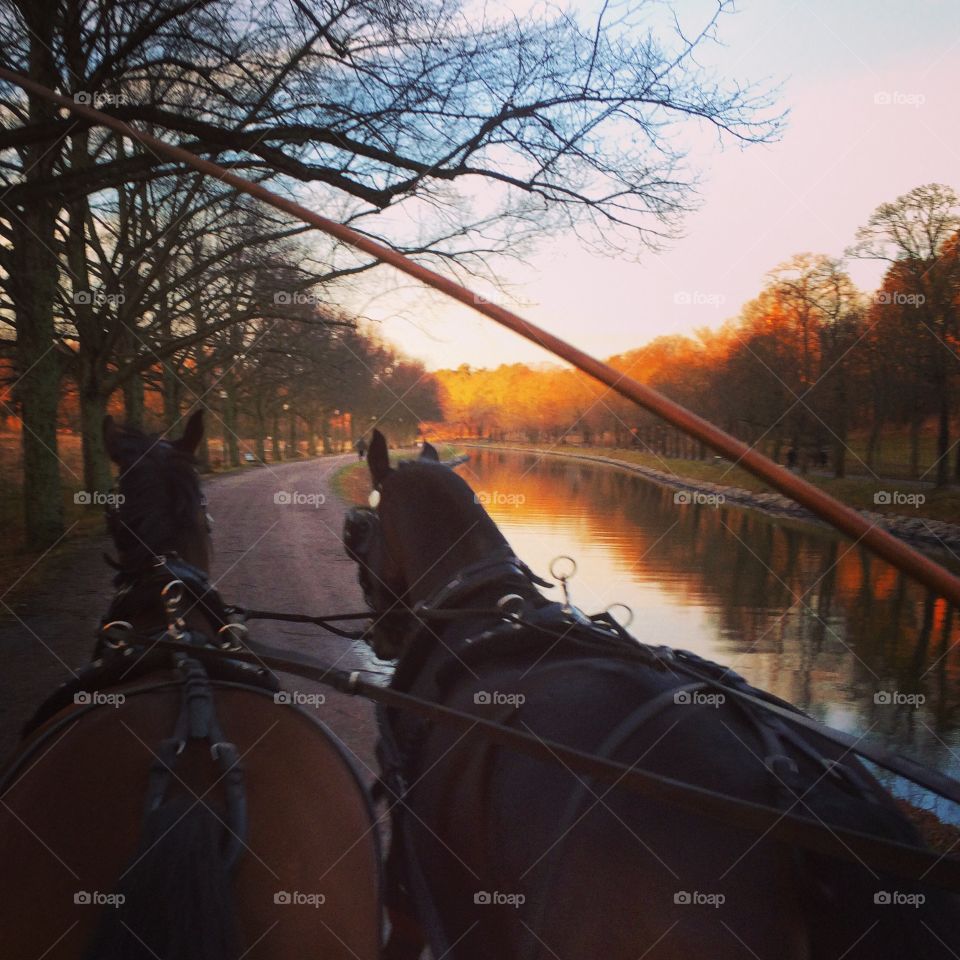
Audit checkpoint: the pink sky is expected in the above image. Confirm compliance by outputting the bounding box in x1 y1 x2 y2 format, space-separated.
343 0 960 370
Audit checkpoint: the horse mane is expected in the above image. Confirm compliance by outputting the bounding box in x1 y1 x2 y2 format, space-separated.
109 424 204 572
392 459 513 559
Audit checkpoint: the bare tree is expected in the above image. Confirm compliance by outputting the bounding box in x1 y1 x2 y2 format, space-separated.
0 0 780 544
848 184 960 487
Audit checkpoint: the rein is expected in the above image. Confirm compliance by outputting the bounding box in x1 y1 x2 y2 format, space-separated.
84 545 960 894
99 626 960 892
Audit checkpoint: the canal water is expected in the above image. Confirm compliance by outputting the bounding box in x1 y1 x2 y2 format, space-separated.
459 447 960 820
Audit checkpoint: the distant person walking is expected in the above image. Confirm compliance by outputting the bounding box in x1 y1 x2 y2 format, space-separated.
355 437 367 460
786 447 797 470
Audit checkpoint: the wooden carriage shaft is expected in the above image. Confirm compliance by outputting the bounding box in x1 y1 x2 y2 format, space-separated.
4 67 959 605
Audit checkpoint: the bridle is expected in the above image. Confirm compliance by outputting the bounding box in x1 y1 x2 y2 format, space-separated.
344 505 554 657
97 551 245 654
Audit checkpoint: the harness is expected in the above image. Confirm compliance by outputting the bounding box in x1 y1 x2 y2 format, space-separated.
20 555 279 876
366 553 960 957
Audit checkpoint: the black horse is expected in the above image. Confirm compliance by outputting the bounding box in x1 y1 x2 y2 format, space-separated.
344 430 960 960
1 412 382 960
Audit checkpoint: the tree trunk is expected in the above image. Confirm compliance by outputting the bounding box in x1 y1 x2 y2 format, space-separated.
123 373 145 429
866 416 882 473
272 412 282 461
288 410 298 457
909 414 922 480
79 386 112 496
223 390 239 467
254 404 267 462
936 385 949 487
11 12 65 546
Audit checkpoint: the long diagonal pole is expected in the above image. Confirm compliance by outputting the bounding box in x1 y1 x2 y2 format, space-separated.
4 66 959 604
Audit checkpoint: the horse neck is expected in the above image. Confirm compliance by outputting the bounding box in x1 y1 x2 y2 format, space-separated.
394 512 518 608
113 535 213 638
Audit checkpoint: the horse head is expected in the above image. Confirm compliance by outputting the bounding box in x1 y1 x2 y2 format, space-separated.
343 429 516 660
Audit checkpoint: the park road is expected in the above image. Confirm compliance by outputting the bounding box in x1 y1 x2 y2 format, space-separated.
0 453 383 776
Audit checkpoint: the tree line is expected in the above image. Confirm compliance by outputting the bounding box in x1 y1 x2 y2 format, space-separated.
0 0 778 545
436 184 960 486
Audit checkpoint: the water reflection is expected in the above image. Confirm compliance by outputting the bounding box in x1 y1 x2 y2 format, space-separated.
460 449 960 818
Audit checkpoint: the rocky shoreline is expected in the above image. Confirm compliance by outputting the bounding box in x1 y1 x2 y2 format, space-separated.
462 443 960 558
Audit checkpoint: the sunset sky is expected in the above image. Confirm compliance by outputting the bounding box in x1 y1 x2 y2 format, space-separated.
343 0 960 370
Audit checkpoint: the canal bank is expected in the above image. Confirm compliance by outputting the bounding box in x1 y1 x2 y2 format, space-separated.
460 442 960 560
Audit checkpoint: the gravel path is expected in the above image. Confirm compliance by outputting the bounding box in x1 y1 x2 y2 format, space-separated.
0 454 383 774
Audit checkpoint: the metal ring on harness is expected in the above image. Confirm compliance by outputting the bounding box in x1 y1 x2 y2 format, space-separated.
549 555 577 582
217 622 249 650
496 594 525 618
100 620 134 649
604 602 634 628
161 579 185 608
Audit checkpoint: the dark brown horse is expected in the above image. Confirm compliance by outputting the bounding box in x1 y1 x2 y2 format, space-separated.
345 430 960 960
0 412 381 959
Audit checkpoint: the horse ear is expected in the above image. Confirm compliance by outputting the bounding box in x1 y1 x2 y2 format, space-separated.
368 429 391 488
420 441 440 462
103 415 122 464
176 410 204 455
